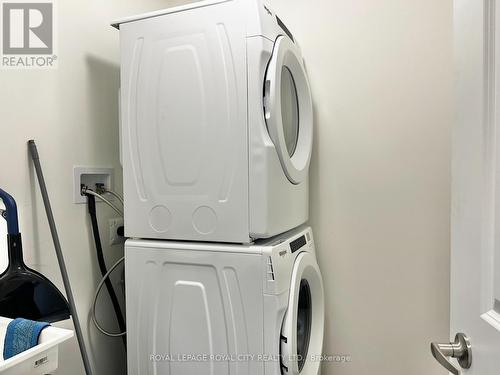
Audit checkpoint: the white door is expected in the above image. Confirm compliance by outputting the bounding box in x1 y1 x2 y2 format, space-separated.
264 35 313 185
434 1 500 374
281 252 324 375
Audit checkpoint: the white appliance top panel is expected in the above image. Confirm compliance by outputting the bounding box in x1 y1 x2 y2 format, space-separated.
111 0 232 29
126 238 264 254
126 226 313 254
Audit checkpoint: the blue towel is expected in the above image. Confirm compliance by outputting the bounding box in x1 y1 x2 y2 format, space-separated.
3 318 50 360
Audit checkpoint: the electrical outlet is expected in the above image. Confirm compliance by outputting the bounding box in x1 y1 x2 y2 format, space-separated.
109 217 124 246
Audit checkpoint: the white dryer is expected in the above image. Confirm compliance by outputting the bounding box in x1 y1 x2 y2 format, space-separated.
113 0 314 243
125 226 324 375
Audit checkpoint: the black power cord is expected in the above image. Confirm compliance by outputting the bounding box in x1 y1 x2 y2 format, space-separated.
85 193 127 349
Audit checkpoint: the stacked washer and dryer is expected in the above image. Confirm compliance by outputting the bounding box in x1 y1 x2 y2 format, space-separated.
112 0 324 374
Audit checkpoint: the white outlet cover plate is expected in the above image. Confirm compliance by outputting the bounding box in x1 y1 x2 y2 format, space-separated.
109 217 125 246
73 166 114 204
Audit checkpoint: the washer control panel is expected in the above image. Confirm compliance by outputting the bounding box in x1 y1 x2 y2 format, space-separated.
290 235 307 253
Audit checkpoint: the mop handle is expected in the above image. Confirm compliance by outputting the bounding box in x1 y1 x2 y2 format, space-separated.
28 140 94 375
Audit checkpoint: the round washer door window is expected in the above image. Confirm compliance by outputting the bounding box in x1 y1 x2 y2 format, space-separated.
264 36 313 185
281 66 300 157
281 252 324 375
296 279 312 371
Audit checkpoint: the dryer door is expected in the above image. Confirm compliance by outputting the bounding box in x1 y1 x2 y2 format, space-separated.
281 252 324 375
264 35 313 185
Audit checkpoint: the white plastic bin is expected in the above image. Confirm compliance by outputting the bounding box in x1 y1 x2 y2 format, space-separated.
0 317 73 374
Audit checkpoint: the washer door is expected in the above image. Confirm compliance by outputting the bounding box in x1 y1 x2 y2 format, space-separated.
281 252 324 375
264 36 313 185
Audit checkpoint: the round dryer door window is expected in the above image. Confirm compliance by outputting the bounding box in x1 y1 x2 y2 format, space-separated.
264 35 313 185
281 252 324 374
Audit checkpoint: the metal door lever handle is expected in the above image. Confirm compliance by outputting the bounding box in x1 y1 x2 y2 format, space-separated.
431 333 472 375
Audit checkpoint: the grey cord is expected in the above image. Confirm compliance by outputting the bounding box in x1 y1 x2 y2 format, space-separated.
86 188 126 337
82 188 123 216
91 256 126 337
103 189 124 206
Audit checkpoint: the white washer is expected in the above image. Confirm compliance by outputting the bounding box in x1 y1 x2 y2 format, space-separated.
125 226 324 375
113 0 313 243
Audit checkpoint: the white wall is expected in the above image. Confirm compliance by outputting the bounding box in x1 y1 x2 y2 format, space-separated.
269 1 453 374
0 0 452 374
